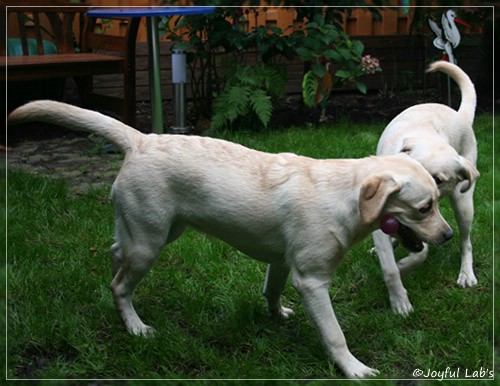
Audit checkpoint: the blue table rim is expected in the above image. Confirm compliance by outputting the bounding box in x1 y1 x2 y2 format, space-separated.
87 7 216 18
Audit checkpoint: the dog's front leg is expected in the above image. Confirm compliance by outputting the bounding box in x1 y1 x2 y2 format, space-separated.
291 267 379 378
263 262 294 319
373 230 413 316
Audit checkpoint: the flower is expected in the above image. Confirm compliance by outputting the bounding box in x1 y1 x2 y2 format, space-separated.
360 55 381 74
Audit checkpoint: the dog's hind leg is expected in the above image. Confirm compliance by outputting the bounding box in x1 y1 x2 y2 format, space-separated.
451 186 477 287
110 240 122 278
109 206 176 336
263 262 294 319
110 240 163 336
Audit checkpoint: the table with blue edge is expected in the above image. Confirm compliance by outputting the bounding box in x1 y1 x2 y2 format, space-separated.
87 7 216 134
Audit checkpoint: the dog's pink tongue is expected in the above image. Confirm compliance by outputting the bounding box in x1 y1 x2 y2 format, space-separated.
380 215 400 234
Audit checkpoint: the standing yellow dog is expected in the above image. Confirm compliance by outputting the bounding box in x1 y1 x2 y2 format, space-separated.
373 61 480 316
9 101 453 378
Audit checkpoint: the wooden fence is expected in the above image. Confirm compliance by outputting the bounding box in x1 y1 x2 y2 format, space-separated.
89 6 416 39
62 4 486 102
5 3 488 106
71 32 483 104
86 2 483 39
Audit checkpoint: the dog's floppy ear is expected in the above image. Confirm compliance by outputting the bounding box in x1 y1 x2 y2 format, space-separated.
458 157 480 193
359 174 402 225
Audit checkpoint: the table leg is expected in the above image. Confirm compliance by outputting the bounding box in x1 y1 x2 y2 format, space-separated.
146 15 164 133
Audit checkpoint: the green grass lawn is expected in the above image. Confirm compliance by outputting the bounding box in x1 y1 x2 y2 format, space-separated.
6 114 495 381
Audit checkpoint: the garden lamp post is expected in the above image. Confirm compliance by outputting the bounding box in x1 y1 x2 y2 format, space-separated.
171 49 190 134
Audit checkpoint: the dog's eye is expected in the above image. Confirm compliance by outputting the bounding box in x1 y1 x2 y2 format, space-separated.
419 202 432 214
433 176 443 185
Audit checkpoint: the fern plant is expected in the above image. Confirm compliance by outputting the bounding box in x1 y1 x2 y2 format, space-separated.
302 71 319 108
211 64 286 131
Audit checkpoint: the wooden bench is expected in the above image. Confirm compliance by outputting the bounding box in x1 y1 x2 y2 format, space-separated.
1 3 140 125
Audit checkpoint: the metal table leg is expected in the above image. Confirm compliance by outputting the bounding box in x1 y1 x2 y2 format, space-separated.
146 15 164 133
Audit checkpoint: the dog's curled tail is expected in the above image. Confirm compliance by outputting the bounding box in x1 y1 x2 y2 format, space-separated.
7 100 143 153
426 61 476 126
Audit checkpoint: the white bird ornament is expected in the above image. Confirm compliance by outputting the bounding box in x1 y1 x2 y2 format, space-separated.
428 10 471 64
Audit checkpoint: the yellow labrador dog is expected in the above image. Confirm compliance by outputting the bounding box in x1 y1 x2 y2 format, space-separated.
373 61 480 316
9 101 453 378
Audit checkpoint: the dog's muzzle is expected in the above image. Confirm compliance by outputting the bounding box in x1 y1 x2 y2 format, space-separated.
441 227 454 244
398 224 453 252
397 224 424 253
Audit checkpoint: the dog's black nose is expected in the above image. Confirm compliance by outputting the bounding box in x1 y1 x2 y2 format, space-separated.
443 228 454 241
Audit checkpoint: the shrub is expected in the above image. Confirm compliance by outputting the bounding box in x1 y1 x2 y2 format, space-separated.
211 63 286 131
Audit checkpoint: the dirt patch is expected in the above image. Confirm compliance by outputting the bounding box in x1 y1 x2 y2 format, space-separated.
7 133 123 195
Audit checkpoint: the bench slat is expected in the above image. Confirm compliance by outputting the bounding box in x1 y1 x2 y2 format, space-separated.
6 53 123 65
3 54 124 80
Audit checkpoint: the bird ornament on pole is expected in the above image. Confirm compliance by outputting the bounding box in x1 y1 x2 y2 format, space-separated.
428 10 471 105
428 9 471 65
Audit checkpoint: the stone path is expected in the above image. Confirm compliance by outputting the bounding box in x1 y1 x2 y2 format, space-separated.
7 134 124 196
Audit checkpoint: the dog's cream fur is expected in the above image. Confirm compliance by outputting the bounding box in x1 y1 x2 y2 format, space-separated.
373 61 480 316
9 101 454 378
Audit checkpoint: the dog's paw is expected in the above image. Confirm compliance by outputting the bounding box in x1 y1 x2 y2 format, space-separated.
343 361 380 379
271 306 294 320
351 366 380 379
279 306 294 319
392 301 414 317
389 293 414 316
457 270 478 288
128 323 156 337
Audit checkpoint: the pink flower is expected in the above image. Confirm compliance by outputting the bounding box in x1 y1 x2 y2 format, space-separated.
361 55 380 74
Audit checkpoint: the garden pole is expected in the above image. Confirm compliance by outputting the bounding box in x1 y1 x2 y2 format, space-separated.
146 16 164 133
171 49 190 134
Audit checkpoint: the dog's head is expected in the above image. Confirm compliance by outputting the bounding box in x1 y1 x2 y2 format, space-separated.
401 138 480 196
359 154 453 252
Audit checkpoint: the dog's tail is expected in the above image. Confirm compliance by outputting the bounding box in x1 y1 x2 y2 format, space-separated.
7 100 143 153
426 61 476 126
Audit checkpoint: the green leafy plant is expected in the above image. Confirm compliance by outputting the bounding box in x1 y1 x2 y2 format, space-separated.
95 18 113 34
160 7 294 122
296 13 371 100
302 70 320 108
293 13 381 121
211 63 286 131
159 5 384 127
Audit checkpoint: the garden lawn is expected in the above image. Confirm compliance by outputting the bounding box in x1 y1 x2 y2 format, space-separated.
6 114 495 381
